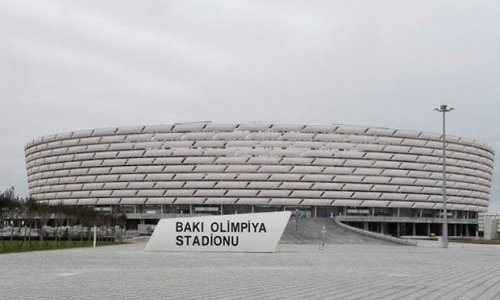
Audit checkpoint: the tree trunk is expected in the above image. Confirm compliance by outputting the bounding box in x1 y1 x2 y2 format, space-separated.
69 219 73 242
0 222 5 251
10 219 14 241
27 219 32 247
80 225 83 242
39 217 46 247
22 224 27 247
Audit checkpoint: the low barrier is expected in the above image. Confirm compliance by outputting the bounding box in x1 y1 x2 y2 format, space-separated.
334 219 417 246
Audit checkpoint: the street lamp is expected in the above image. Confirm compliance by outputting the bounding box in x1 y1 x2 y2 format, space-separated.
434 104 454 248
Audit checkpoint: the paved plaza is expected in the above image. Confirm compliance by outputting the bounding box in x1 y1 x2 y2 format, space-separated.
1 241 500 299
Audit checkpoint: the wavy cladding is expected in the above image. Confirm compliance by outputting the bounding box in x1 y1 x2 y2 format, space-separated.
24 122 494 212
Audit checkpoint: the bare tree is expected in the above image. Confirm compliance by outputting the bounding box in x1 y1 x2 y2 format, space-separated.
0 187 20 250
23 198 39 246
37 202 50 246
0 192 13 250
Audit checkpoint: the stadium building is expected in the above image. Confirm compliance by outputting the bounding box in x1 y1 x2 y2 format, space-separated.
25 122 495 237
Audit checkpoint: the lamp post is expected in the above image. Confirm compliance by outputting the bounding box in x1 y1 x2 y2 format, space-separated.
434 104 454 248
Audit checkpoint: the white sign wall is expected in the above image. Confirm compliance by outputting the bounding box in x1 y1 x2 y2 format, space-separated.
145 212 291 253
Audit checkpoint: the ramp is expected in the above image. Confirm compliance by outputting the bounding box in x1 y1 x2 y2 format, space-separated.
280 218 397 245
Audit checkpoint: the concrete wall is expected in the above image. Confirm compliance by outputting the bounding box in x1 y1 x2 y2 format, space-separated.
483 218 500 240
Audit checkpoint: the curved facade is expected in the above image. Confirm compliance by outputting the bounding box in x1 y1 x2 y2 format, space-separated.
25 122 494 216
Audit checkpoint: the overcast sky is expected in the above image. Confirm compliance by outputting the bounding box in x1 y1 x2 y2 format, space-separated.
1 0 499 212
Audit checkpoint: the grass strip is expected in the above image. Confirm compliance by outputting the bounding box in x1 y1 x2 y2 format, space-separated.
0 240 128 254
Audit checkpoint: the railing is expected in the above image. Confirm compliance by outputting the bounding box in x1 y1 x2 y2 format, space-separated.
336 215 478 224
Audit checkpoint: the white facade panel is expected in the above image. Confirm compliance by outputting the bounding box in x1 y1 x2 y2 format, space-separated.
351 192 381 199
372 185 399 192
137 190 165 197
272 124 305 132
96 198 121 205
204 173 237 180
269 174 302 181
259 190 291 197
302 149 337 158
312 182 343 190
194 165 226 172
360 201 389 207
290 166 324 173
333 175 364 183
280 182 313 189
237 198 270 205
204 198 238 205
355 144 384 151
365 128 394 136
301 199 333 206
302 174 334 182
379 193 407 200
236 173 271 181
78 198 98 205
376 136 402 145
405 194 430 201
25 122 493 214
364 152 393 160
363 176 392 184
248 157 281 165
332 200 363 207
291 190 322 198
421 187 442 194
172 148 203 156
164 189 196 197
174 173 205 180
335 125 367 135
182 132 216 140
385 145 410 153
303 124 336 133
90 190 112 197
281 132 314 141
247 181 281 189
413 202 435 209
93 152 118 159
343 184 372 191
382 169 408 177
247 132 281 140
323 191 353 198
120 197 147 205
313 133 343 142
388 201 414 208
226 190 259 197
268 198 302 205
344 159 375 168
401 139 427 147
373 161 400 169
215 181 248 189
353 168 383 176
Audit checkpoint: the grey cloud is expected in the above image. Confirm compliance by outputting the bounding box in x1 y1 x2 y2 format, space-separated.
0 0 499 211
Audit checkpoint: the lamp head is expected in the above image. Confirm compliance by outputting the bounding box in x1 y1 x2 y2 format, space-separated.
434 105 454 112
